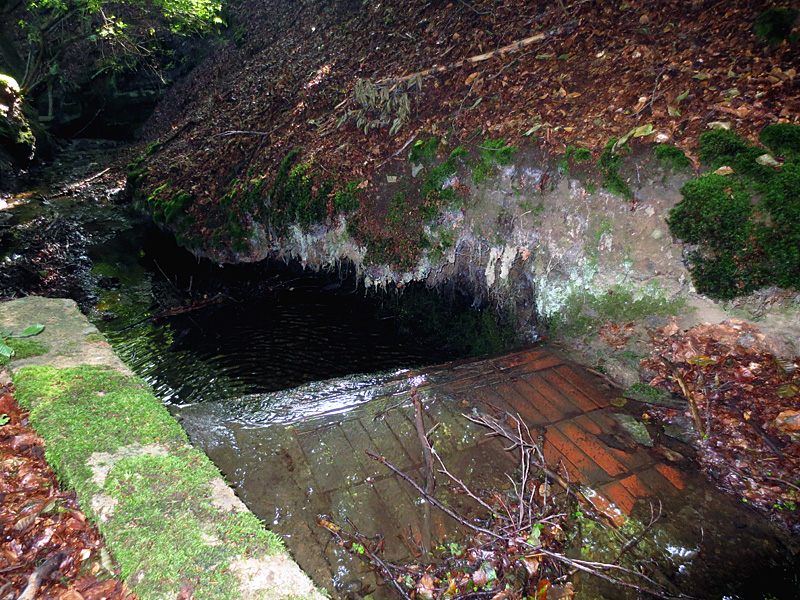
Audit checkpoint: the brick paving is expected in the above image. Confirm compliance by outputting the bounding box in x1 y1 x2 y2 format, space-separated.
187 345 687 586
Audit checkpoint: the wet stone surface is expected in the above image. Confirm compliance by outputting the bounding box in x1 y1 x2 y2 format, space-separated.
175 347 799 599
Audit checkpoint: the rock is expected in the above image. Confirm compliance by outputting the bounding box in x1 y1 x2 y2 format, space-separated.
611 414 653 447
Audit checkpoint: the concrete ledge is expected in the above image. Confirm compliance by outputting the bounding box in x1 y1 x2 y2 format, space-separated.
1 297 324 600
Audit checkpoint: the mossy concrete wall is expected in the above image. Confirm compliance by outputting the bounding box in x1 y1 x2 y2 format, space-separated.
1 296 324 600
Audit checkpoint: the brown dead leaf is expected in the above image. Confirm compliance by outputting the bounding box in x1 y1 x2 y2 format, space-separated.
773 410 800 433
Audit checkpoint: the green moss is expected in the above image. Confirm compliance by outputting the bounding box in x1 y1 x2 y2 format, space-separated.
333 180 361 212
760 161 800 289
107 452 280 599
599 138 633 200
760 123 800 157
267 149 331 232
653 144 691 169
12 365 285 600
480 138 517 165
669 127 800 299
409 136 439 164
553 285 685 336
0 338 48 366
753 7 798 45
14 366 187 484
697 130 773 185
668 174 753 248
387 192 407 226
421 146 467 217
573 147 592 163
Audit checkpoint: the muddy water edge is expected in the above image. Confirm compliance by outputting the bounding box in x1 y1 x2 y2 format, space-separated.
1 141 798 600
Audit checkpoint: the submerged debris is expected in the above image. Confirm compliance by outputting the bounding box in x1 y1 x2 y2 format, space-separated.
319 403 676 600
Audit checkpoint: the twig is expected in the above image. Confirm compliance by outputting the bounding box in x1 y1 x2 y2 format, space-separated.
210 129 274 138
366 450 502 540
18 551 65 600
661 356 705 437
764 475 800 494
376 33 546 85
44 167 111 199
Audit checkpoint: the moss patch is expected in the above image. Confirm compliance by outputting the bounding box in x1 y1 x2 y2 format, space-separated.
13 365 286 600
667 125 800 299
0 337 48 366
552 285 686 336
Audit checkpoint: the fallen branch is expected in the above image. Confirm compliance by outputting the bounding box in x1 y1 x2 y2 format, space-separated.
376 33 546 84
661 356 706 437
45 168 111 199
18 551 66 600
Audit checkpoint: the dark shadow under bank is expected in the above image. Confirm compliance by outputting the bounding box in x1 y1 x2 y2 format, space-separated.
91 225 525 404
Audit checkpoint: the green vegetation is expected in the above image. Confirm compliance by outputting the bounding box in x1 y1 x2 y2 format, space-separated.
409 136 440 164
599 138 633 200
573 147 592 163
387 192 408 226
552 285 685 336
473 138 518 184
421 145 467 218
13 365 285 600
760 123 800 156
0 324 45 365
558 145 591 173
653 144 691 170
333 180 361 213
1 0 222 95
667 124 800 299
266 149 353 232
753 7 798 45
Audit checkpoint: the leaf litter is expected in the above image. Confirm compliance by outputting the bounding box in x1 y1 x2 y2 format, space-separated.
642 319 800 533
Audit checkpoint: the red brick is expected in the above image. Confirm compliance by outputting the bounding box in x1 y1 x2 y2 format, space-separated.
574 413 654 471
544 426 609 484
502 353 564 376
599 481 637 515
553 364 612 408
618 474 653 500
492 348 550 370
516 375 580 421
637 467 682 497
655 463 686 490
502 378 568 423
555 421 628 477
540 369 604 411
542 436 582 484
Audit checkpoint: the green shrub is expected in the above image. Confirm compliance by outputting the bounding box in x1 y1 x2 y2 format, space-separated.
753 7 798 45
653 144 691 169
760 123 800 156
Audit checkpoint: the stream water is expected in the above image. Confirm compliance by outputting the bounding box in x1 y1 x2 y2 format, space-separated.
2 140 799 600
